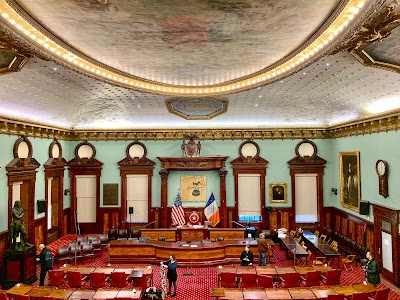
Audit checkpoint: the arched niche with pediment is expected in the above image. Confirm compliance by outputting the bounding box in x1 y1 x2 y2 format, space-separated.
118 142 155 230
231 140 269 230
6 136 40 245
68 142 103 234
44 139 68 239
287 140 327 231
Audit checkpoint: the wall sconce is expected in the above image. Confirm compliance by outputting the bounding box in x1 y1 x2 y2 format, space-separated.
331 188 337 195
64 189 70 196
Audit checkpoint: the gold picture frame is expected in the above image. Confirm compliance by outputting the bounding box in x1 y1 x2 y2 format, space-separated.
339 151 361 212
269 183 287 203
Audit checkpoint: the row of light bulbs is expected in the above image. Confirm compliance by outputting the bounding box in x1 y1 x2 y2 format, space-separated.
0 0 365 96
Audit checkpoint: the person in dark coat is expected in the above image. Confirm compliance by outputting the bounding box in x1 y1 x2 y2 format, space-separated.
162 254 178 297
363 251 380 286
240 245 254 266
38 244 53 286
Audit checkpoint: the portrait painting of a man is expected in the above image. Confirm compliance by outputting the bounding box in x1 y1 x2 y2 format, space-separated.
269 183 287 203
340 152 361 212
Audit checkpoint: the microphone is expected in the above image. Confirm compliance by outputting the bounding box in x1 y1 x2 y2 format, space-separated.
144 221 157 227
231 221 245 228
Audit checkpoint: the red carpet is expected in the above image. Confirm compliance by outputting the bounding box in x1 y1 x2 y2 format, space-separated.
34 235 400 300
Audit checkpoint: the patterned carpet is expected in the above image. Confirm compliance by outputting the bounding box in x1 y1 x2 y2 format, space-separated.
35 235 400 300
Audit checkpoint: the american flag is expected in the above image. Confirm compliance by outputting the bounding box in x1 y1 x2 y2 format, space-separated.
172 193 186 226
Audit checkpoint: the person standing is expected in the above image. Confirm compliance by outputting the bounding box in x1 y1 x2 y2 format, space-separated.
257 233 269 266
363 251 380 286
240 245 254 266
38 244 53 286
162 254 178 297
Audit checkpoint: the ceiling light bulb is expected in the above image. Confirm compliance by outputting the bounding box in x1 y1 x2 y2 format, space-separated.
2 12 9 19
358 2 364 8
354 8 359 14
9 19 15 24
338 25 343 31
31 34 36 40
348 14 354 20
24 30 29 35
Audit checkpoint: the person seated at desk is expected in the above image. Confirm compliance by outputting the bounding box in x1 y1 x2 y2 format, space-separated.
240 245 254 266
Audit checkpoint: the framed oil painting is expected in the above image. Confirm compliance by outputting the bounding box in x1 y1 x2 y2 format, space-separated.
269 183 287 203
181 175 206 201
339 151 361 212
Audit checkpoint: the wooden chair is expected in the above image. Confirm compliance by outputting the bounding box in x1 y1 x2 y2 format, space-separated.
342 254 356 271
48 269 66 287
369 288 390 300
220 272 237 288
314 230 320 237
321 269 341 285
320 234 327 241
0 291 9 300
296 250 312 266
300 270 321 287
240 273 257 288
280 272 300 288
257 275 274 288
313 256 327 266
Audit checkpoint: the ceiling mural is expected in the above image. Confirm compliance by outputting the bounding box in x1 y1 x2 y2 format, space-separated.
364 27 400 65
15 0 340 85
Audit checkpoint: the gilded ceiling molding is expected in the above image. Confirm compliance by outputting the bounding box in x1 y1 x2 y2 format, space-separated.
1 114 400 141
0 0 368 96
0 27 29 75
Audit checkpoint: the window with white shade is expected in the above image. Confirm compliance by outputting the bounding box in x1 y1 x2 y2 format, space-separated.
76 175 96 223
238 174 261 221
126 174 148 223
295 173 318 223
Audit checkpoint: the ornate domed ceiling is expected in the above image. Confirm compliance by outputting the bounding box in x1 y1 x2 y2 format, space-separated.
0 0 399 133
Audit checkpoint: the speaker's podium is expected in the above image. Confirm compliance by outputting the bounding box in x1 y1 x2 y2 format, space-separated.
3 245 37 289
246 226 257 239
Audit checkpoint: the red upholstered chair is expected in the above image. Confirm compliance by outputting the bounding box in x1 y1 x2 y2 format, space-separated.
66 271 85 288
48 269 66 287
321 269 341 285
240 273 257 288
327 295 345 300
134 275 149 289
220 272 237 288
369 288 390 300
89 272 107 288
109 272 128 288
257 275 274 288
280 272 301 288
351 292 369 300
300 270 321 287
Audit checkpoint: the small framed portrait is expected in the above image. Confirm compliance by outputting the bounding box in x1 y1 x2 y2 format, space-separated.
269 183 287 203
339 151 361 212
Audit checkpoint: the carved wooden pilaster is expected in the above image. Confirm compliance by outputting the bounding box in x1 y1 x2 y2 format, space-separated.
159 168 169 228
219 167 228 228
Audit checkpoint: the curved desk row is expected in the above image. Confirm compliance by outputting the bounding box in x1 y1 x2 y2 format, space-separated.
109 239 269 266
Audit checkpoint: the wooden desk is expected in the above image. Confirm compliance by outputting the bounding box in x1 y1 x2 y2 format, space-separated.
26 287 52 298
75 267 96 275
209 228 246 240
218 266 237 275
220 288 243 300
94 267 115 275
236 266 256 275
265 288 291 300
295 266 333 275
6 285 32 295
140 228 177 242
59 266 78 273
113 268 134 275
70 289 96 299
177 226 207 241
353 283 377 294
93 289 119 299
275 267 296 276
311 287 338 299
333 285 358 296
48 288 74 299
116 289 142 299
210 287 225 299
256 266 277 276
289 287 316 299
243 288 267 299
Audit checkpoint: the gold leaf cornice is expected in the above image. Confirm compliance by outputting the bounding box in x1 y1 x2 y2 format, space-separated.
1 113 400 141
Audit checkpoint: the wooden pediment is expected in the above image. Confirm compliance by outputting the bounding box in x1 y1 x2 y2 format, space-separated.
287 155 327 166
118 156 155 167
6 158 40 171
67 157 103 167
230 156 269 165
44 157 68 169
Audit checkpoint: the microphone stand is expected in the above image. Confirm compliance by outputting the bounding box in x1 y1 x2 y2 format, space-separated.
107 244 111 267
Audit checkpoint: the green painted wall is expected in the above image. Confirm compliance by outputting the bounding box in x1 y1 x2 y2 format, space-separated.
0 130 398 233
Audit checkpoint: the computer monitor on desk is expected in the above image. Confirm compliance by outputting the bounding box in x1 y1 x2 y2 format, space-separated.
246 226 257 239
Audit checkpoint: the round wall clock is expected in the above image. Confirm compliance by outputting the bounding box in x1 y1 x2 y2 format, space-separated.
375 159 388 198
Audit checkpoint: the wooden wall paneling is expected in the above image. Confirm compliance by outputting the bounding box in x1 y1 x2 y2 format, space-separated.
153 209 160 229
348 220 356 240
34 221 44 248
63 214 68 236
0 231 8 278
366 228 374 254
269 212 278 231
341 218 348 235
111 212 119 229
228 207 233 228
355 223 363 244
280 211 290 230
335 215 341 232
325 211 331 234
103 213 109 233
